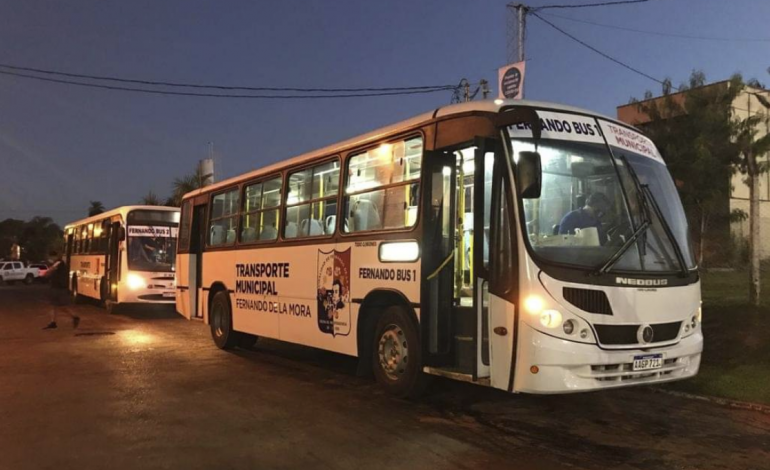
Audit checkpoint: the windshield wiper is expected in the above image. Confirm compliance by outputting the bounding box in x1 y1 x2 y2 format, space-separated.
596 219 651 275
595 157 653 275
641 184 690 277
596 156 689 277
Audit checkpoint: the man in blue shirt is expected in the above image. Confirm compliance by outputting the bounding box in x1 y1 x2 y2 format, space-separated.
559 192 611 244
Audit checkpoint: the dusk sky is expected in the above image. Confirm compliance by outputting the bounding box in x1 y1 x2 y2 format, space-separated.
1 0 768 225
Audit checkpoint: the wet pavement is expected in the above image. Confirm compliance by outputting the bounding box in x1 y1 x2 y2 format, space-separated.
1 285 768 470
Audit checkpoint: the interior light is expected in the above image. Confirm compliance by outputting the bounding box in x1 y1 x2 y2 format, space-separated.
524 295 544 315
376 143 393 158
540 310 562 328
494 99 505 105
126 273 146 291
462 160 475 174
379 241 420 262
442 166 451 177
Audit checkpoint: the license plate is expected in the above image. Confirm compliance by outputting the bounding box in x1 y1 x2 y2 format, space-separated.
163 292 175 298
633 353 663 371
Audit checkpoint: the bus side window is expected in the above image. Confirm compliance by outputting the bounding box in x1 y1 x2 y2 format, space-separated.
343 136 422 233
241 176 282 243
209 188 239 246
284 159 339 239
178 201 193 251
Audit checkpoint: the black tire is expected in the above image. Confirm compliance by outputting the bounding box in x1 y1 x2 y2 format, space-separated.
24 274 34 285
238 333 259 350
210 290 240 349
105 300 120 315
371 305 428 398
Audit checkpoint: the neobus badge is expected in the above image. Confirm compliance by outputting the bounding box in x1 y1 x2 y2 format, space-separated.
615 277 669 287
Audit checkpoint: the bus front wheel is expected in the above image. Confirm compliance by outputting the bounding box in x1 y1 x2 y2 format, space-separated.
210 290 240 349
371 306 427 398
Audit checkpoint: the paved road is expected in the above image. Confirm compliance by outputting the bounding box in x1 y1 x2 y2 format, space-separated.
1 285 768 470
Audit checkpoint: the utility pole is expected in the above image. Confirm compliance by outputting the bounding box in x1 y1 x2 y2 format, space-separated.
507 3 527 64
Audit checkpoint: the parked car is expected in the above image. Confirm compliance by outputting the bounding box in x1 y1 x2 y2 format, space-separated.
0 262 39 285
28 263 49 279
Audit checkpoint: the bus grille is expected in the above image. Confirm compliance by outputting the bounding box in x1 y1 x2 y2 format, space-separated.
594 321 682 346
563 287 612 315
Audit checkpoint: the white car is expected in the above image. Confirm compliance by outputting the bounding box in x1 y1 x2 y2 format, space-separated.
0 262 39 285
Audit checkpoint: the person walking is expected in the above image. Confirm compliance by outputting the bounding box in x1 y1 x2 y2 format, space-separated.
42 251 80 329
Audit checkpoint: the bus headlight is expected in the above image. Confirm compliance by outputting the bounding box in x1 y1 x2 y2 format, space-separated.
540 310 562 329
126 273 146 290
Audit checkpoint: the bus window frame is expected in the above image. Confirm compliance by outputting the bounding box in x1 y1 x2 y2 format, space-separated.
238 172 284 246
206 186 241 248
340 132 424 238
282 156 341 241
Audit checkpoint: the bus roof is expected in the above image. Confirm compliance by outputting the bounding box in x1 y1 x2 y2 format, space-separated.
64 205 179 230
183 99 629 199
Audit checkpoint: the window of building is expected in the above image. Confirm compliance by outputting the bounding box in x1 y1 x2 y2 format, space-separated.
241 176 282 243
285 159 340 238
344 136 422 233
209 188 240 246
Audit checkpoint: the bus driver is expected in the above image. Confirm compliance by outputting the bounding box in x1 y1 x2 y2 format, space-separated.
558 192 611 244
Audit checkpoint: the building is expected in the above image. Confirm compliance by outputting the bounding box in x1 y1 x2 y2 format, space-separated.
617 81 770 260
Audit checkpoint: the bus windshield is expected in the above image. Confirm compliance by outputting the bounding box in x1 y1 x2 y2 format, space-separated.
510 117 695 273
127 225 178 272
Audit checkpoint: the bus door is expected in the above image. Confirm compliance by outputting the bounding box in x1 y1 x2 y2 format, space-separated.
422 139 499 380
189 204 206 319
105 220 121 302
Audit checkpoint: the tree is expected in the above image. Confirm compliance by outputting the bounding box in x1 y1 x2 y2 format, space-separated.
732 81 770 306
88 201 105 216
632 71 741 266
167 165 207 207
140 191 162 206
0 217 62 262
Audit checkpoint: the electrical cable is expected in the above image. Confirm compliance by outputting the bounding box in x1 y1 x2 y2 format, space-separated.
530 11 675 89
0 62 454 93
0 69 457 99
532 0 653 11
541 12 770 42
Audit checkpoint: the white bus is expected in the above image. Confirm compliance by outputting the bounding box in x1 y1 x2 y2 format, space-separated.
176 99 702 396
65 206 180 313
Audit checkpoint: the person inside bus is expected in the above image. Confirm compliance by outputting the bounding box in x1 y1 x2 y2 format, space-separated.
130 237 155 264
558 192 611 244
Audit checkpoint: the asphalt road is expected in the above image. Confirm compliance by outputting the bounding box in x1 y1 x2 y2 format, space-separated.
1 285 768 470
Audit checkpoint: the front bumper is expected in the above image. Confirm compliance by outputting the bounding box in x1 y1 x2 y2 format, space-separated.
514 324 703 394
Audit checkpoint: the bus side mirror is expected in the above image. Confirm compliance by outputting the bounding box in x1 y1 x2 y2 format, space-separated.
117 227 126 241
517 151 542 199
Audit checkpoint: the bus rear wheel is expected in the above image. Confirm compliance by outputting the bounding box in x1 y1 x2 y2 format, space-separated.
210 290 240 349
371 306 427 398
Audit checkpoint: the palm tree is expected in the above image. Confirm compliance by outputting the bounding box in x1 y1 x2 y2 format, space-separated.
167 165 206 206
88 201 105 216
140 191 162 206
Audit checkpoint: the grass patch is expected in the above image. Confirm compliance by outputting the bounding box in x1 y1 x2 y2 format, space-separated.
663 269 770 405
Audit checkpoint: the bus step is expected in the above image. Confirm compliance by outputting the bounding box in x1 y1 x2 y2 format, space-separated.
423 366 491 387
454 308 476 337
454 335 475 374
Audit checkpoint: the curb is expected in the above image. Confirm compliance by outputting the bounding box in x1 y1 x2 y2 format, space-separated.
652 387 770 414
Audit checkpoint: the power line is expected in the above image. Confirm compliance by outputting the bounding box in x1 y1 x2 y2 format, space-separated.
541 12 770 42
0 69 458 99
530 11 674 89
0 62 454 93
533 0 653 11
